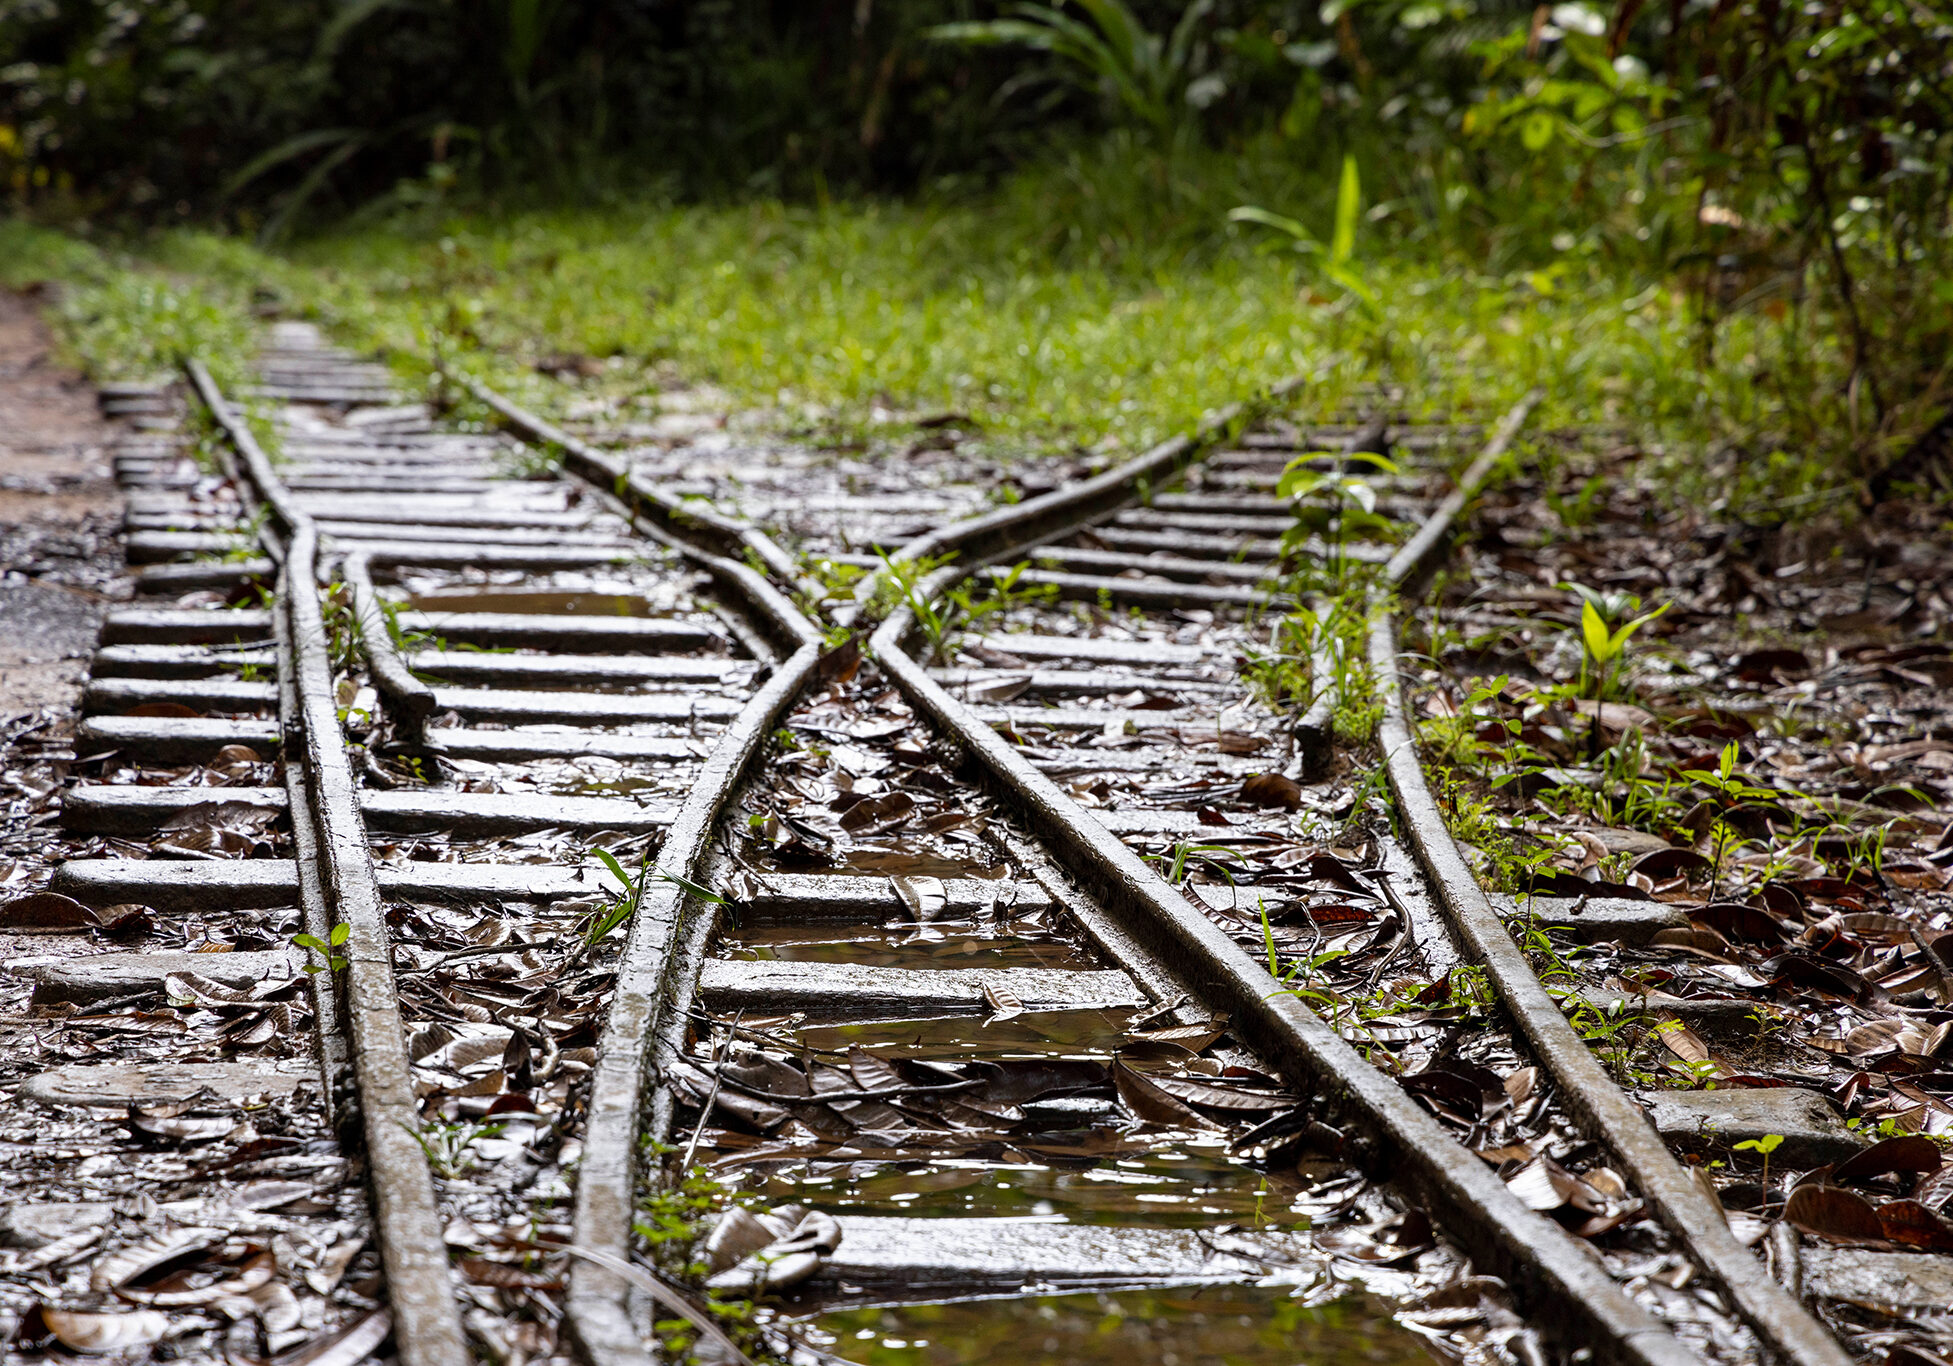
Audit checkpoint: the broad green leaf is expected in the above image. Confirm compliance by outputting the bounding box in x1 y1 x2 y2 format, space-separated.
1331 153 1361 264
1228 205 1322 250
1580 599 1611 663
655 869 727 905
593 846 633 893
1325 261 1378 307
1606 601 1670 654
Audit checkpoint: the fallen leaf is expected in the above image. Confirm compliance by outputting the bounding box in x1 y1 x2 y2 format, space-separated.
1656 1017 1719 1069
128 1108 239 1144
1240 773 1302 811
1784 1183 1887 1245
891 875 948 922
1875 1199 1953 1250
1692 901 1789 946
1315 1210 1434 1264
237 1306 391 1366
817 640 861 685
91 1228 222 1291
125 701 202 718
982 982 1025 1023
459 1257 562 1290
121 1248 276 1307
838 791 914 832
1140 1071 1289 1114
41 1308 172 1353
0 891 102 932
1111 1058 1219 1129
1126 1022 1225 1053
1631 848 1713 880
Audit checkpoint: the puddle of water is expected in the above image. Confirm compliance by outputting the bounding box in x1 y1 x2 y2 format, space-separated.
802 1284 1432 1366
796 1008 1134 1062
728 1145 1337 1228
829 849 1007 880
407 590 665 617
721 925 1101 972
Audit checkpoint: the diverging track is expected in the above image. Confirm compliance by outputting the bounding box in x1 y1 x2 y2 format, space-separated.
10 326 1872 1366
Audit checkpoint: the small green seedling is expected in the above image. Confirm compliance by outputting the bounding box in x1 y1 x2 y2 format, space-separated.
295 921 350 973
1733 1132 1785 1193
1278 451 1400 584
1563 582 1668 700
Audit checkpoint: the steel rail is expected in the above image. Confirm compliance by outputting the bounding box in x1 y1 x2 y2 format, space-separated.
858 463 1697 1366
184 360 469 1366
442 367 826 610
844 376 1304 619
855 374 1849 1365
461 369 1698 1363
413 367 831 1365
1367 409 1852 1366
371 363 1843 1364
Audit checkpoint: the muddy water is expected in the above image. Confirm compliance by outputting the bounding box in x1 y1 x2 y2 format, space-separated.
723 924 1101 971
804 1284 1433 1366
406 589 665 616
729 1145 1344 1228
716 1001 1353 1231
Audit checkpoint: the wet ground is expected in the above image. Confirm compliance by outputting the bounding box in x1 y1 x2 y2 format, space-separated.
0 287 124 716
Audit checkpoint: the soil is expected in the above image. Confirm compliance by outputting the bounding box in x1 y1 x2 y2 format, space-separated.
0 287 124 717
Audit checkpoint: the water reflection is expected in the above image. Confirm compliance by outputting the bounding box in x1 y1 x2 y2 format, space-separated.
803 1284 1433 1366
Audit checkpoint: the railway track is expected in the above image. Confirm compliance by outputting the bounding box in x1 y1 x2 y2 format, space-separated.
2 324 1924 1366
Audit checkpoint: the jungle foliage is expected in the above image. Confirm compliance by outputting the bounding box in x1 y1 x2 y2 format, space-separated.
2 0 1948 485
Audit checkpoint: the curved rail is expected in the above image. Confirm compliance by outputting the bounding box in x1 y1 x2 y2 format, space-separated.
420 363 831 1364
860 385 1854 1366
185 361 470 1366
223 344 1856 1366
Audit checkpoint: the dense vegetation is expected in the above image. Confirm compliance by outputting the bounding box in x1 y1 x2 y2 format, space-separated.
2 0 1948 497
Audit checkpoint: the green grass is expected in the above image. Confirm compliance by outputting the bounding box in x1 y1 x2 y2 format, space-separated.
0 221 258 387
1 176 1850 512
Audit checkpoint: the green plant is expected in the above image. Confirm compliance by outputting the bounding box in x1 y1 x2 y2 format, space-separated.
956 561 1061 629
1147 841 1244 886
293 921 349 973
1445 965 1495 1016
927 0 1218 142
1560 992 1660 1087
498 440 564 480
1680 740 1784 898
588 846 648 945
871 549 961 661
1276 451 1400 586
319 582 361 678
1230 152 1377 308
1734 1132 1785 1193
405 1118 505 1180
1747 1007 1787 1050
1561 582 1669 701
222 506 272 562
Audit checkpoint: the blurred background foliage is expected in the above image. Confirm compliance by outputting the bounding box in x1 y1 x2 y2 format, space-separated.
1 0 1947 486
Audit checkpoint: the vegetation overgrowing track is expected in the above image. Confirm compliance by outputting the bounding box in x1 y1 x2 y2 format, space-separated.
7 326 1924 1366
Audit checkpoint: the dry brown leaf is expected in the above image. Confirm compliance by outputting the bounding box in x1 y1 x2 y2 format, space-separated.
1111 1058 1219 1130
982 982 1025 1022
1784 1183 1887 1245
237 1306 391 1366
41 1308 172 1353
1240 773 1302 811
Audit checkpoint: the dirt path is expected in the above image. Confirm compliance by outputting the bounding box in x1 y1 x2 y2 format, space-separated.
0 287 124 717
